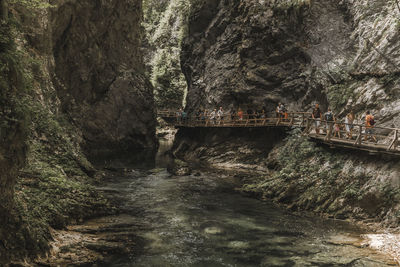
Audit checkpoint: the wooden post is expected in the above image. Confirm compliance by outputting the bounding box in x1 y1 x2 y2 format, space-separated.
354 125 362 146
290 113 294 126
304 118 311 135
388 129 398 151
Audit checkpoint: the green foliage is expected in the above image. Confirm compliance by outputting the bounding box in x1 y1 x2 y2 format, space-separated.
326 80 360 112
143 0 190 109
0 19 29 149
0 12 109 256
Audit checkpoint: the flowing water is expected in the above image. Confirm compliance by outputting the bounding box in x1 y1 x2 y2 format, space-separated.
84 139 396 266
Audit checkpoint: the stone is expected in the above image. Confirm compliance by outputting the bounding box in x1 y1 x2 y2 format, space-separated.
167 159 192 176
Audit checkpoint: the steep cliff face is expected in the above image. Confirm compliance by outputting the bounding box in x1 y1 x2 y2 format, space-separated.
176 0 400 225
52 0 156 155
182 0 400 120
182 0 324 113
0 0 156 263
0 18 28 263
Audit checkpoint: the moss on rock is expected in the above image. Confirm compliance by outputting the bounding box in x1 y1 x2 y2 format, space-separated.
242 129 400 225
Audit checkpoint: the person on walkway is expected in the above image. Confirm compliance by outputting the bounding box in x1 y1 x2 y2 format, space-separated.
247 108 254 120
181 110 187 124
210 108 217 125
217 106 224 125
345 111 355 139
201 109 207 124
365 111 377 142
195 109 202 121
260 107 266 119
276 103 281 118
312 104 322 134
333 118 342 138
230 109 236 122
324 108 335 137
280 103 288 120
238 108 244 121
176 108 183 123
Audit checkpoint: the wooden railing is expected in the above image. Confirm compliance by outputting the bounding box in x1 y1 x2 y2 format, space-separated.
158 110 400 155
158 111 311 128
304 118 400 153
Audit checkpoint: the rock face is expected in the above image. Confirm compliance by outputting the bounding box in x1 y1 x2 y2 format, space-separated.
176 0 400 225
182 0 400 121
0 0 156 263
52 0 156 155
182 0 324 113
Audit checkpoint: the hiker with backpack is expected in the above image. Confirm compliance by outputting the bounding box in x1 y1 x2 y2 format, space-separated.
324 108 335 139
365 111 377 142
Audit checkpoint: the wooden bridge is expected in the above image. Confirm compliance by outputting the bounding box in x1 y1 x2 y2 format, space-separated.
158 110 400 156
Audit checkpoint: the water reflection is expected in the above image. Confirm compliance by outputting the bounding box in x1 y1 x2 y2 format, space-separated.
98 169 395 266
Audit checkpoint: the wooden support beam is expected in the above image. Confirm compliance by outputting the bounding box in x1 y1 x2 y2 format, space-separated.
388 130 398 151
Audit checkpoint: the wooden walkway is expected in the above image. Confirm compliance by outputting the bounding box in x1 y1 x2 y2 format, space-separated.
158 110 400 156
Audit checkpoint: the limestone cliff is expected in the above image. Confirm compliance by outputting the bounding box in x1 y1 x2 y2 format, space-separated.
52 0 156 155
0 0 156 263
176 0 400 226
182 0 400 120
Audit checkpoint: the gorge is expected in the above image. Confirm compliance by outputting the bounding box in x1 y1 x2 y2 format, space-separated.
1 0 400 265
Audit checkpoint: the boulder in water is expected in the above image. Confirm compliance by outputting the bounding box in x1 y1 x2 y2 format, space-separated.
167 159 192 176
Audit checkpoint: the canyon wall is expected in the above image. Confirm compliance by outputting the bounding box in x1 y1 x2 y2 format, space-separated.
176 0 400 225
0 0 156 263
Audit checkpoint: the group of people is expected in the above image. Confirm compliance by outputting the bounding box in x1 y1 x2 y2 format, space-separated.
311 103 377 142
176 103 290 125
175 103 378 142
189 107 270 124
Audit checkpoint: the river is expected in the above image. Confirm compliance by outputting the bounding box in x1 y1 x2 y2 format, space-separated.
80 138 394 266
50 139 397 266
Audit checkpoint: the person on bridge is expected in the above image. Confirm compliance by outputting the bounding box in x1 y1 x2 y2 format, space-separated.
176 109 183 123
217 107 224 125
276 103 281 118
210 109 217 125
281 103 288 120
195 109 202 121
365 111 377 142
230 110 236 122
312 104 322 134
247 108 254 120
323 108 335 138
260 107 266 119
345 111 355 139
181 110 188 124
201 109 208 124
238 108 244 121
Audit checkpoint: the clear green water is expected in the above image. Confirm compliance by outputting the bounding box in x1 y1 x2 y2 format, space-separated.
97 167 394 267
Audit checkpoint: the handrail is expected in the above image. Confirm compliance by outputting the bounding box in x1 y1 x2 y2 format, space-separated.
157 109 400 155
305 118 399 152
